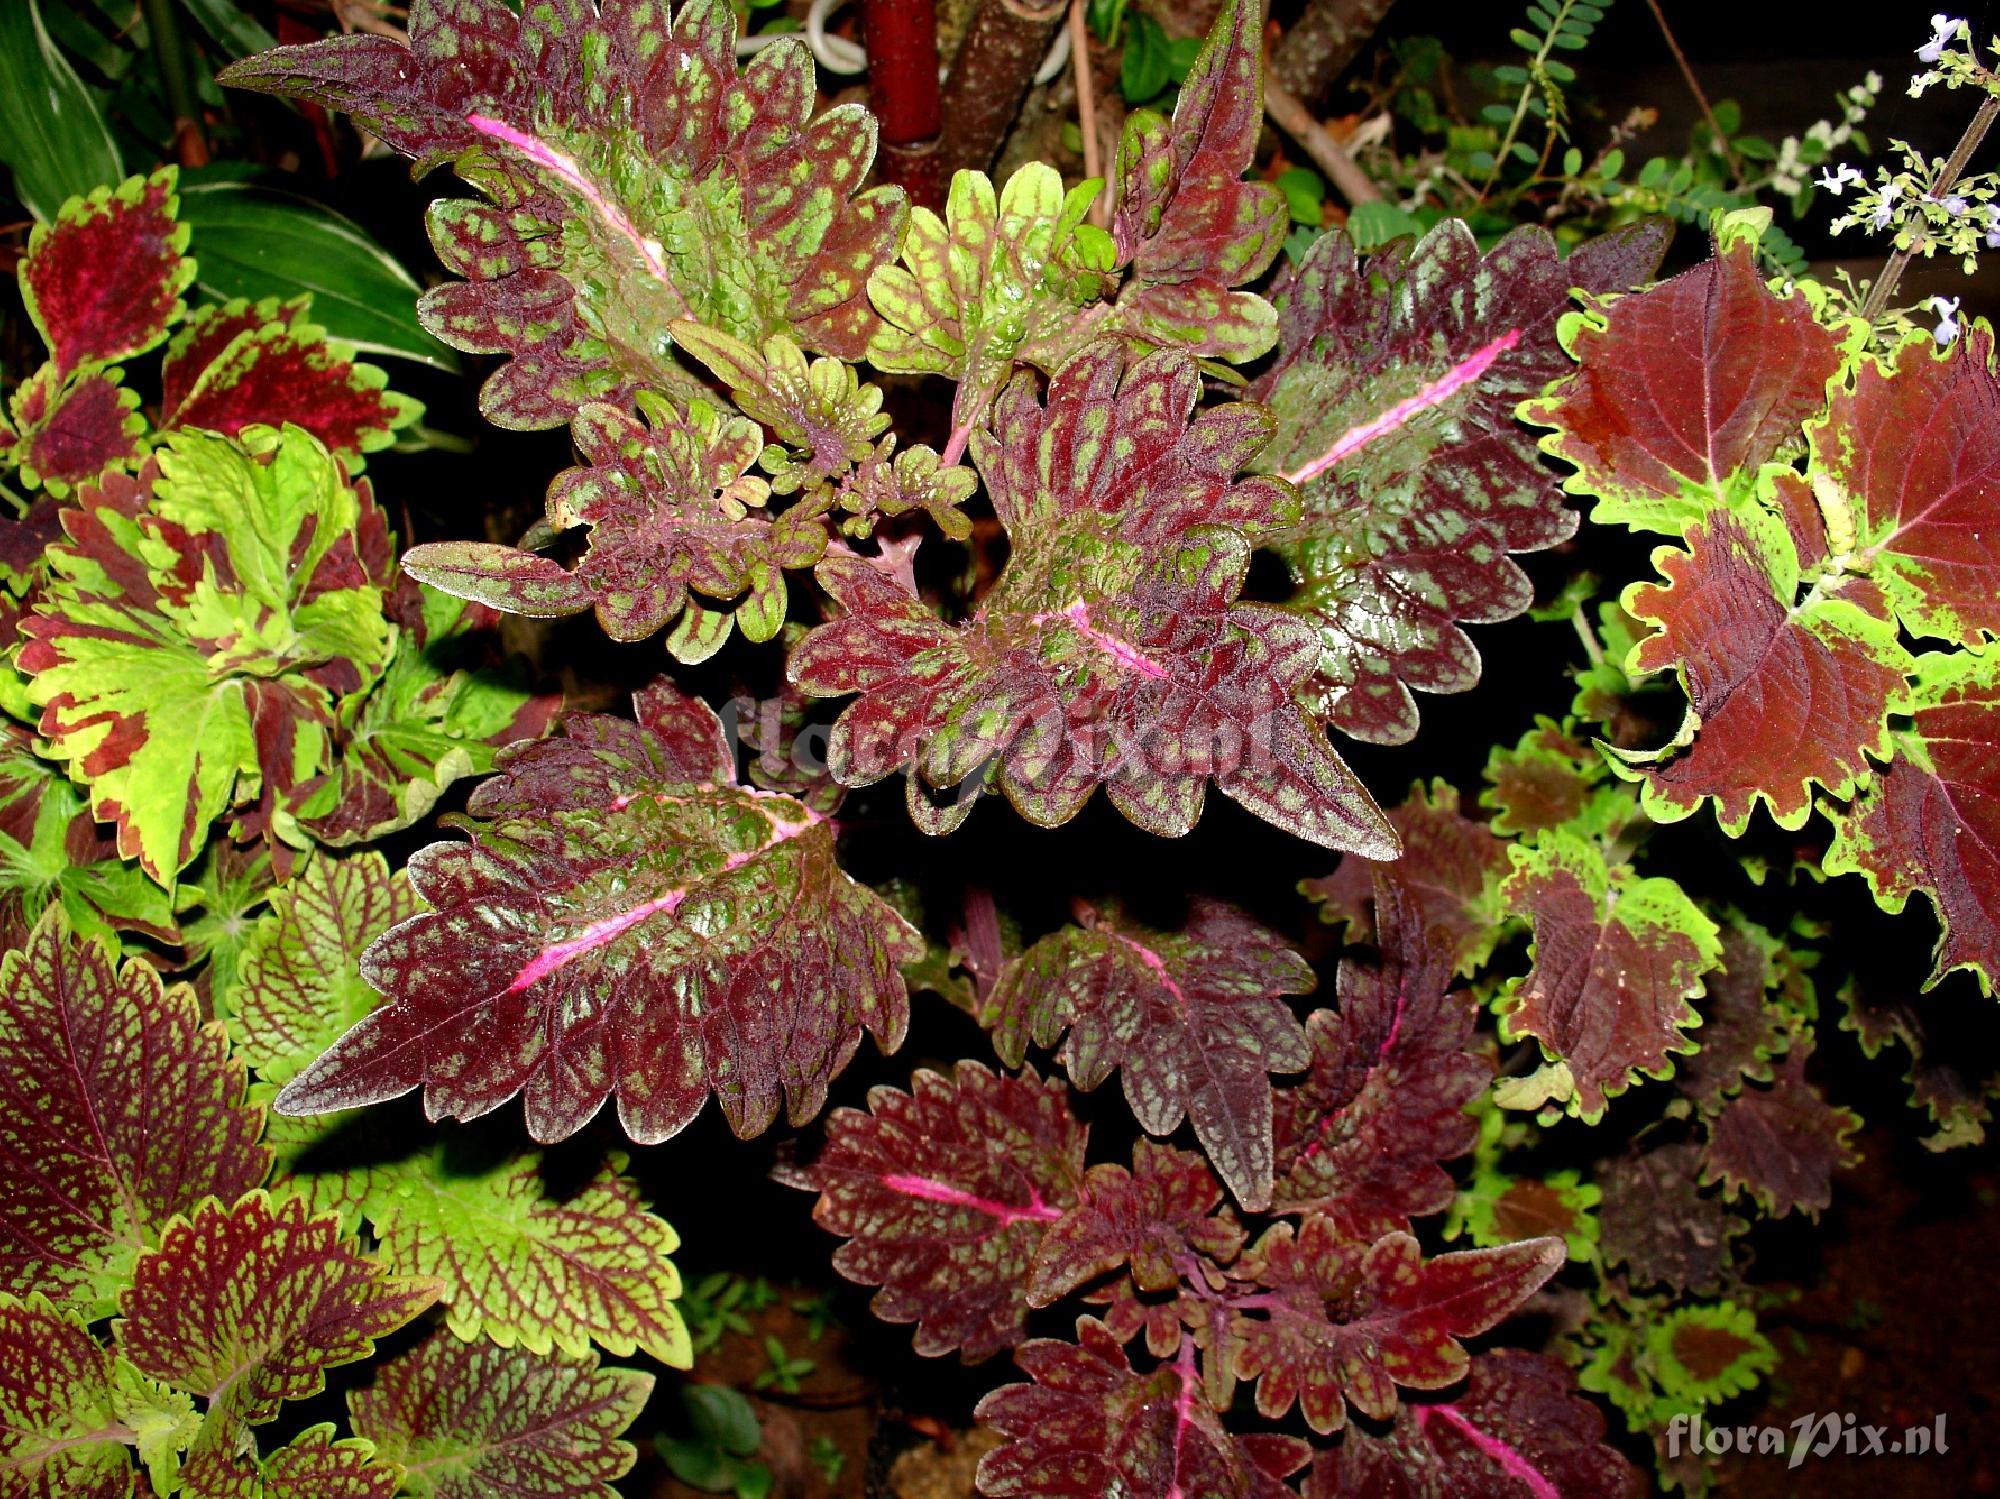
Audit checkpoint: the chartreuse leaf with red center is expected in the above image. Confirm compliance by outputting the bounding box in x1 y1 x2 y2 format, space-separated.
219 0 905 429
158 297 420 463
1699 1040 1860 1218
269 1116 688 1367
274 679 921 1143
976 1319 1310 1498
1497 829 1722 1119
1250 220 1670 745
0 907 267 1314
1108 0 1287 363
1303 1349 1641 1499
1644 1301 1776 1413
790 343 1398 854
0 1293 136 1497
1614 503 1913 834
20 426 396 883
1227 1214 1563 1434
1520 222 1856 535
181 1425 399 1499
299 587 560 848
776 1062 1085 1361
222 851 421 1085
349 1329 652 1499
985 900 1313 1212
404 390 824 665
864 163 1116 438
1446 1166 1600 1264
6 362 146 495
1272 876 1490 1237
1825 647 2000 995
116 1191 437 1429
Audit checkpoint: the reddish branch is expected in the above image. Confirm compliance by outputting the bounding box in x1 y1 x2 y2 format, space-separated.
862 0 947 207
939 0 1069 175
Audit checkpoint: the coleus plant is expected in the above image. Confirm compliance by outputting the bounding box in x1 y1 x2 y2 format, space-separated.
0 0 1990 1492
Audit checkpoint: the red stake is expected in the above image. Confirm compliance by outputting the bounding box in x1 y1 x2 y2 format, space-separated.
860 0 946 208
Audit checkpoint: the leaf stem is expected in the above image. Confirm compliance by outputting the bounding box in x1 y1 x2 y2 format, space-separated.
143 0 208 166
1860 92 2000 324
1069 0 1107 226
1642 0 1738 180
1262 76 1383 206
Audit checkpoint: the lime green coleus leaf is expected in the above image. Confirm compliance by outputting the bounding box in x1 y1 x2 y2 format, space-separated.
1498 830 1723 1119
1645 1301 1776 1413
115 1191 439 1431
0 906 268 1314
222 850 422 1086
0 1293 134 1497
19 427 397 883
349 1330 652 1499
1447 1166 1599 1264
865 163 1117 438
269 1119 689 1368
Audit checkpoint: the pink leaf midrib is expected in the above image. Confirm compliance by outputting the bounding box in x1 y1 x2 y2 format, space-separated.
876 1173 1063 1226
1415 1401 1562 1499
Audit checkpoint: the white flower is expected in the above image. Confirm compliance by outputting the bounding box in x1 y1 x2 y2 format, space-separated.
1925 293 1962 343
1919 14 1964 63
1985 204 2000 248
1817 163 1864 194
1873 180 1903 229
1940 192 1970 215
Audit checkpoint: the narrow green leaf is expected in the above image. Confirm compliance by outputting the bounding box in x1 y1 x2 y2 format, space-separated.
178 0 278 58
0 0 122 222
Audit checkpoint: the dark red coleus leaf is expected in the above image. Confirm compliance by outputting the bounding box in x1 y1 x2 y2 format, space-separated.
1227 1214 1563 1434
776 1062 1085 1361
976 1321 1310 1499
1676 917 1802 1109
1521 235 1845 534
790 342 1397 855
1619 505 1911 833
0 906 267 1310
19 169 192 380
7 366 145 493
275 679 922 1143
1699 1041 1861 1218
985 899 1314 1211
1029 1140 1245 1307
1250 220 1670 744
1301 779 1509 976
1499 831 1722 1118
1303 1349 1642 1499
1825 648 2000 994
159 297 419 459
1271 875 1490 1236
220 0 904 428
1595 1143 1737 1294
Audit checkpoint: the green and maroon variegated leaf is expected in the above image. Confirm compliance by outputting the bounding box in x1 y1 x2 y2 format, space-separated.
1698 1042 1860 1218
20 170 192 381
776 1062 1085 1361
159 298 420 461
349 1330 652 1499
20 428 397 882
1617 505 1913 833
1498 830 1722 1118
985 901 1313 1211
299 586 560 847
274 679 921 1143
1448 1166 1598 1264
1108 0 1286 362
273 1124 689 1368
1272 876 1490 1235
865 164 1116 437
976 1320 1311 1499
1805 326 2000 645
1840 979 1993 1150
0 729 178 953
1028 1140 1245 1307
6 366 146 494
1227 1216 1563 1434
790 343 1397 855
1520 234 1849 534
181 1425 399 1499
115 1191 437 1428
219 0 905 429
1478 717 1622 839
405 391 825 663
0 907 267 1312
1302 1350 1641 1499
1250 220 1670 745
1595 1143 1738 1294
1676 917 1805 1109
0 1293 134 1498
1824 648 2000 994
1301 779 1509 975
224 851 421 1086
